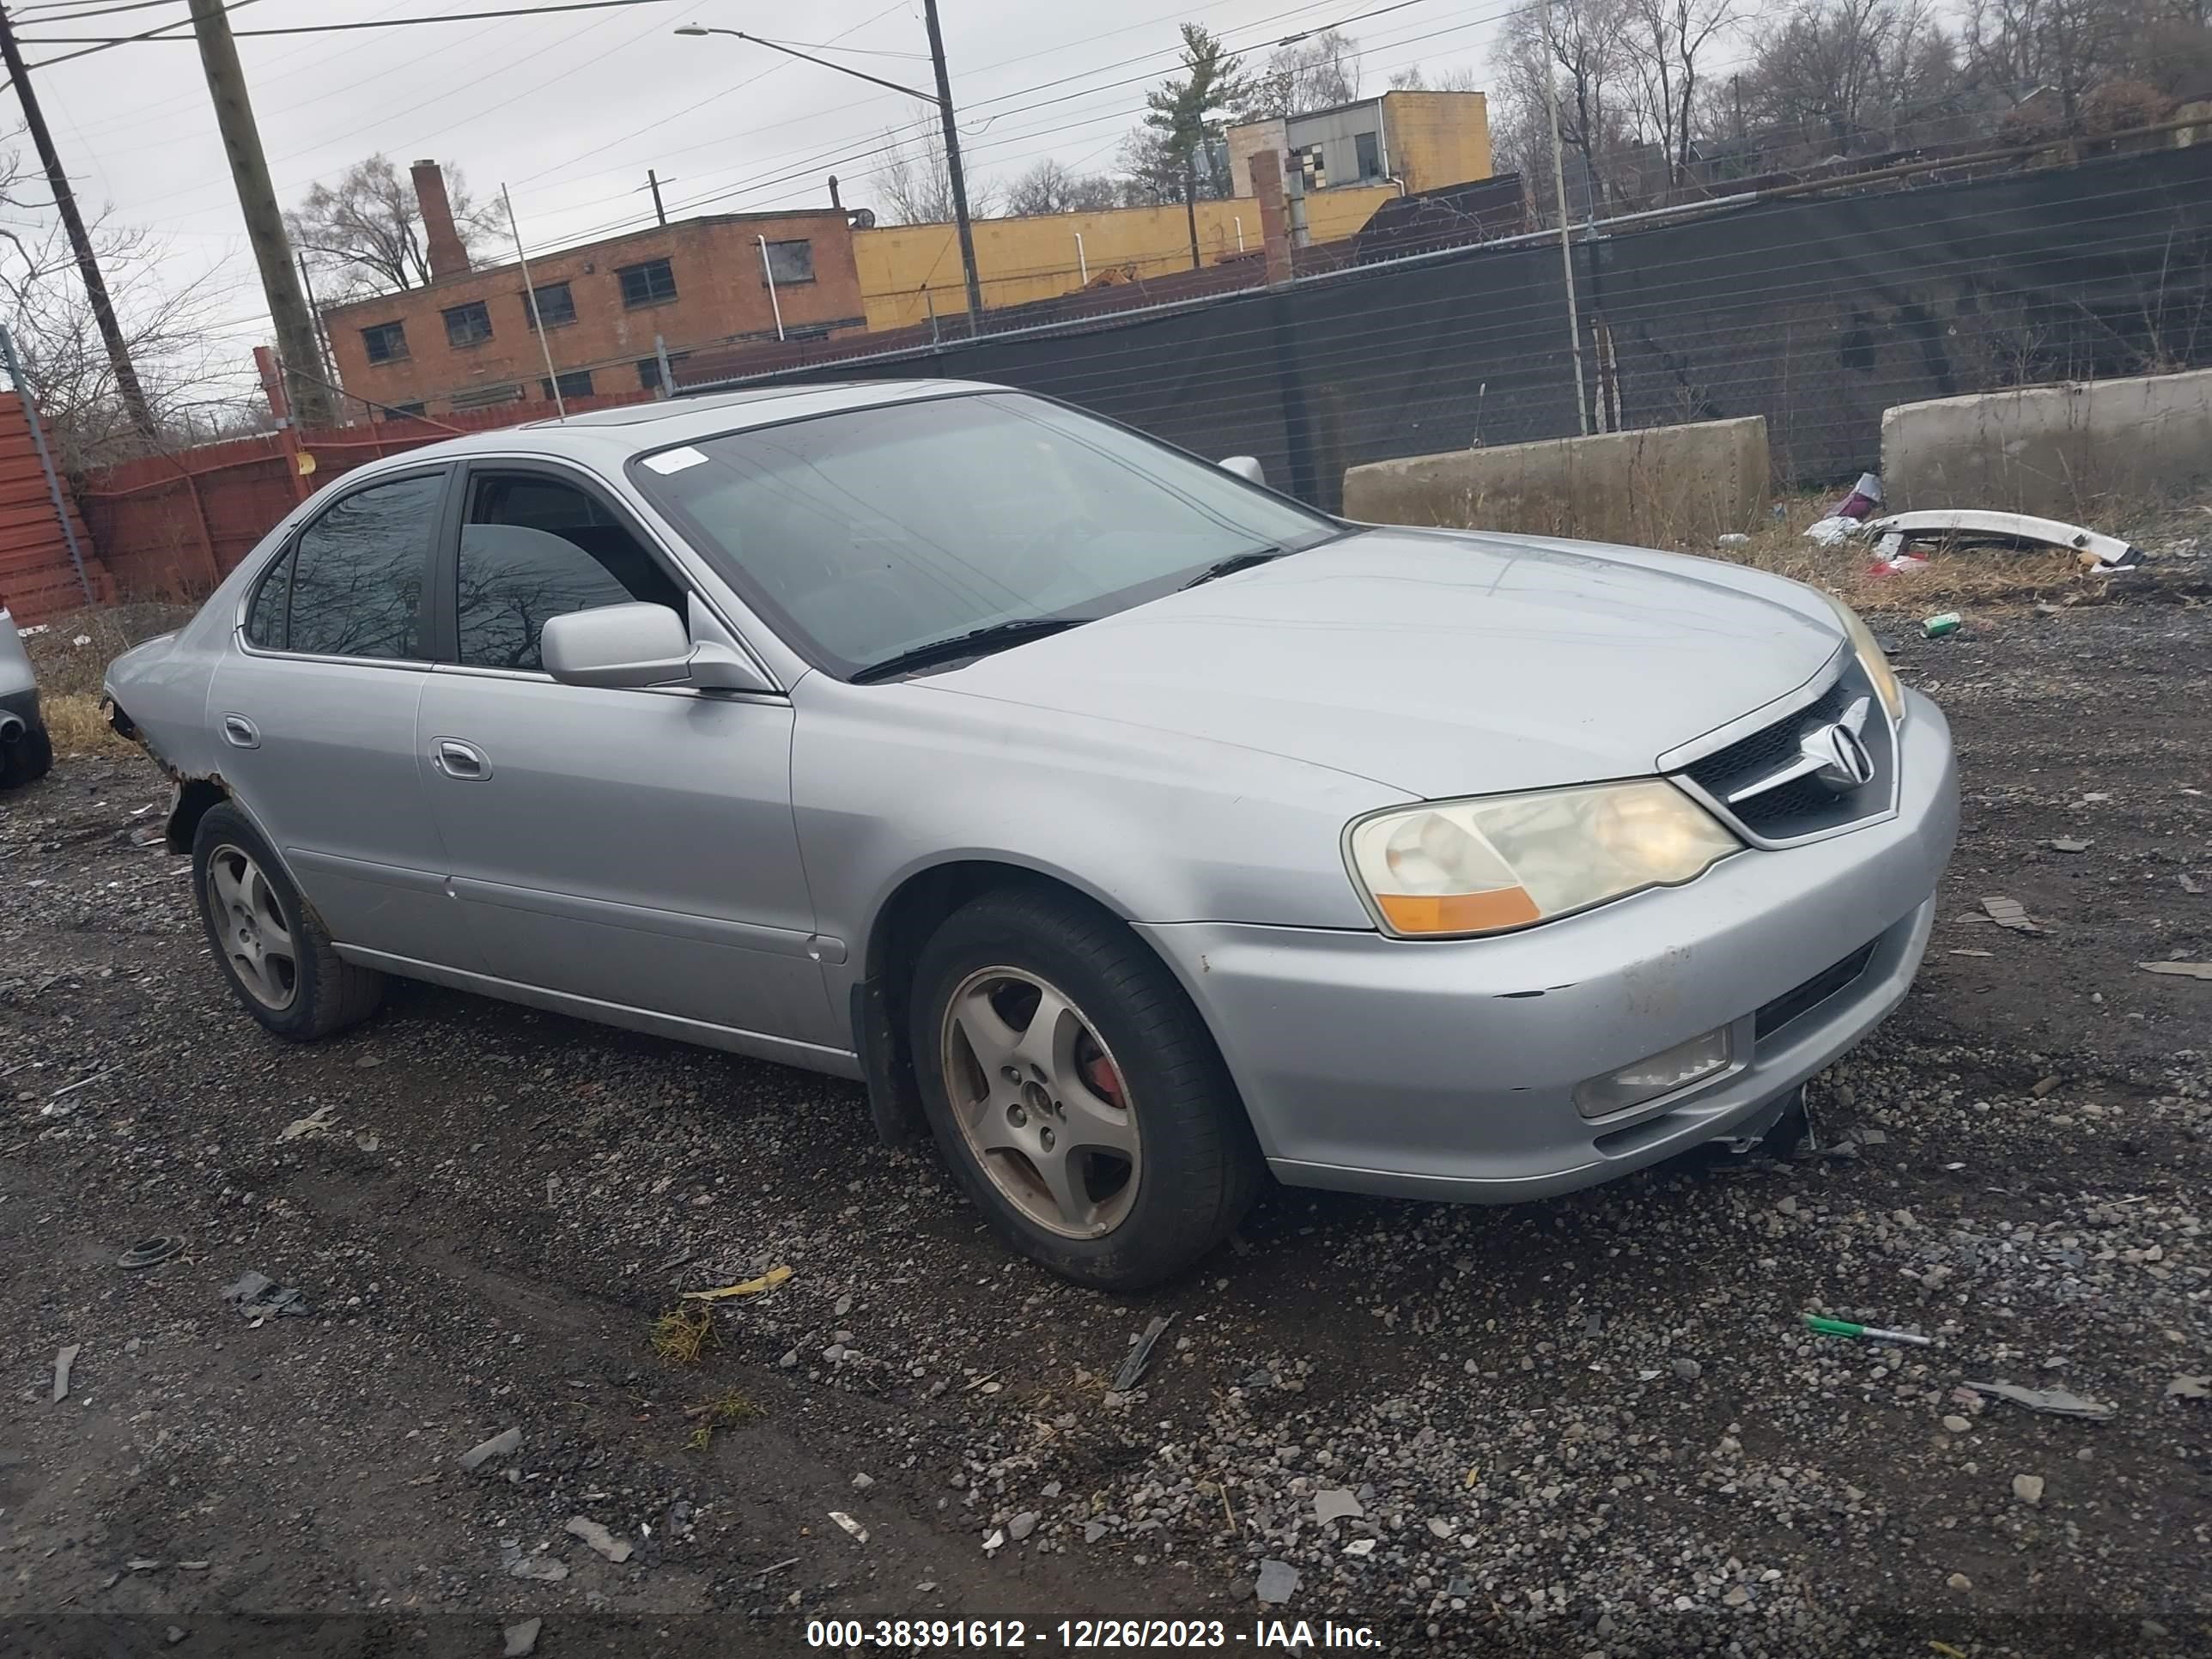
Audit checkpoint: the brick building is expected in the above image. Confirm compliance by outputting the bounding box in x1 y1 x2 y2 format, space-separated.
320 162 866 419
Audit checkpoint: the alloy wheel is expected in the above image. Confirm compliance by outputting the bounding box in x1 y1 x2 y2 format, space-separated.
939 966 1140 1240
207 843 298 1012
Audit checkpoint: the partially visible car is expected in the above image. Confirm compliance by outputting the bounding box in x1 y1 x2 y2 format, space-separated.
0 598 53 788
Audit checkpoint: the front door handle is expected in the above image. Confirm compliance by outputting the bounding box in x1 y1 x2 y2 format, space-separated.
220 713 259 750
432 738 491 781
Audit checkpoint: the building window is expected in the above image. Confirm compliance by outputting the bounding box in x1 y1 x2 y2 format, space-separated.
387 401 427 420
618 258 678 308
443 300 493 348
540 368 594 402
763 239 815 284
526 281 576 329
1296 145 1328 191
361 321 408 364
1355 130 1382 181
636 352 690 392
450 383 523 410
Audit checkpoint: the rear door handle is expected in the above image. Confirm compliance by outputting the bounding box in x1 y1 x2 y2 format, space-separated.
220 713 259 750
432 738 491 781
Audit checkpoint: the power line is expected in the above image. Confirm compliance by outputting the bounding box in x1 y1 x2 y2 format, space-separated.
468 0 1492 258
97 2 651 217
523 0 1516 251
18 0 681 45
503 0 914 194
14 0 185 21
22 0 420 141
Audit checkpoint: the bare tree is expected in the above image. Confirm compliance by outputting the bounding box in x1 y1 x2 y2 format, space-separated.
1735 0 1961 154
286 155 495 300
0 143 250 467
872 121 1001 225
1491 0 1634 212
1966 0 2142 126
1115 127 1203 207
1003 158 1125 216
1388 64 1484 91
1243 29 1364 118
1622 0 1741 179
2118 10 2212 95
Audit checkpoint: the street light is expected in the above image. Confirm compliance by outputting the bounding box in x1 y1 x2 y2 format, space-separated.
676 12 986 333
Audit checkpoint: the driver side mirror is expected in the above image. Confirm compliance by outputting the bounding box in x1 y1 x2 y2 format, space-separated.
541 602 771 694
1219 455 1265 486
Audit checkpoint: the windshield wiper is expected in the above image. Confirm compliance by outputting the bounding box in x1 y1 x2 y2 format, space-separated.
850 617 1090 684
1180 547 1285 589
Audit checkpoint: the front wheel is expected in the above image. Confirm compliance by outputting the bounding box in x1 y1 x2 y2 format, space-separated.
908 888 1263 1291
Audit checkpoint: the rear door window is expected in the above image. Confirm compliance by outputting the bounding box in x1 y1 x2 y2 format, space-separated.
252 472 444 659
453 471 684 672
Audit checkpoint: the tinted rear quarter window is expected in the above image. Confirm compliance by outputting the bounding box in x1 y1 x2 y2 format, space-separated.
244 546 293 649
283 473 443 659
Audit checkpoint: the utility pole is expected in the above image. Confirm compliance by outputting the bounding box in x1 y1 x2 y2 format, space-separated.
646 167 667 227
186 0 332 427
1540 0 1590 437
296 252 337 391
676 15 984 331
1182 161 1201 270
920 0 985 332
0 4 156 440
502 185 566 419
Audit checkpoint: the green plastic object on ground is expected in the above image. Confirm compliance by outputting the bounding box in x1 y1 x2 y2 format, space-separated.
1802 1313 1934 1346
1923 612 1962 638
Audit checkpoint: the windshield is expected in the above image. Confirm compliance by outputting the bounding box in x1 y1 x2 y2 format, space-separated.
628 391 1341 678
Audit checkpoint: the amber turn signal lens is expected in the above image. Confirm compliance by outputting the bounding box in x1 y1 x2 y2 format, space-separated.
1374 887 1541 933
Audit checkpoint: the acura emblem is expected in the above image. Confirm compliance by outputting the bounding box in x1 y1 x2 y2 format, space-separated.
1800 717 1875 793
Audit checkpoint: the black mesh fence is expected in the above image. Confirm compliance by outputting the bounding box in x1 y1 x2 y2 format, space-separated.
683 143 2212 512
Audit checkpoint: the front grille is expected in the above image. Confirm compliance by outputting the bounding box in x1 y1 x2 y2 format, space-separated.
1679 673 1891 842
1755 940 1878 1039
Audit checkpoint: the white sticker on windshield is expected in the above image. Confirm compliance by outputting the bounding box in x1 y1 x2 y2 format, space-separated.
642 446 709 475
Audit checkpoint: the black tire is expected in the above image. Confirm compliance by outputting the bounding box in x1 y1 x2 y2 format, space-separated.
908 886 1264 1290
191 801 384 1040
2 724 52 787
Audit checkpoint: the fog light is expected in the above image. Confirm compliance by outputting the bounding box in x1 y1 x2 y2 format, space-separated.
1574 1027 1732 1118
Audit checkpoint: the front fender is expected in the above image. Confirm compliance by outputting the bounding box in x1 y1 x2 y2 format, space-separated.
792 676 1399 983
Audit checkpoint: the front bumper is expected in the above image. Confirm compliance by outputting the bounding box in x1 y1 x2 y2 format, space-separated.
1139 690 1957 1204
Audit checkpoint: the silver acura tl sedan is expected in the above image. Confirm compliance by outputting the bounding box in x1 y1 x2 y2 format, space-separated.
106 380 1957 1289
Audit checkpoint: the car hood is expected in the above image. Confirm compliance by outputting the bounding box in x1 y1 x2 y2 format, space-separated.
931 527 1844 799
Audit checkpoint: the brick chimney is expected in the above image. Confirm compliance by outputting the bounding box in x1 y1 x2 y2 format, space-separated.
410 159 471 282
1249 149 1294 287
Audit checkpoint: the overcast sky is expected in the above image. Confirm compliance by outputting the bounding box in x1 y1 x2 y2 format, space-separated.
8 0 1496 396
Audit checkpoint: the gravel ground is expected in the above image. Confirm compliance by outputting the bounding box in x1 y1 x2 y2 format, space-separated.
2 598 2207 1659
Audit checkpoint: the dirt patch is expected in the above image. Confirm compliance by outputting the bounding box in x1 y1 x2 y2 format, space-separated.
1 602 2207 1657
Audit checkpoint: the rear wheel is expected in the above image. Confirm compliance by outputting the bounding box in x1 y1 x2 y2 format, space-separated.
909 887 1263 1290
191 802 383 1040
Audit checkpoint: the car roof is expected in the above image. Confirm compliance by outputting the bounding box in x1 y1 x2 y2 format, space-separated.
416 379 995 461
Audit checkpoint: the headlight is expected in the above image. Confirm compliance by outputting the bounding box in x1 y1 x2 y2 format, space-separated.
1346 781 1741 938
1821 593 1904 723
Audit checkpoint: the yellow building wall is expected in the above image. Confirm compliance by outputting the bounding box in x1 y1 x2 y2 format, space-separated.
854 188 1396 332
1384 91 1492 196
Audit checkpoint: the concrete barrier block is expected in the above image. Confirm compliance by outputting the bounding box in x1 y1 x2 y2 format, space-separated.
1883 367 2212 518
1340 416 1770 546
